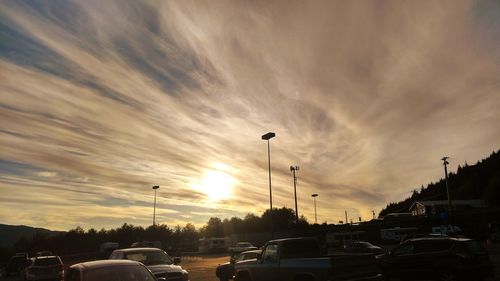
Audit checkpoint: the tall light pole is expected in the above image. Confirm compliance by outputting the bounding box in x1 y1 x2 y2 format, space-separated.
311 194 318 224
262 132 275 238
290 165 300 223
441 157 452 211
152 185 160 226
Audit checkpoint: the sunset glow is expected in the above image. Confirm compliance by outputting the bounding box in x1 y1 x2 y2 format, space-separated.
0 0 499 230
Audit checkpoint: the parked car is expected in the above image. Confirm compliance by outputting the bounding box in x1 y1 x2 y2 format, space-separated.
65 260 157 281
131 241 162 249
234 237 383 281
109 248 188 281
22 255 64 281
5 254 30 276
344 241 385 255
376 237 494 280
228 242 258 254
216 250 261 281
98 242 119 259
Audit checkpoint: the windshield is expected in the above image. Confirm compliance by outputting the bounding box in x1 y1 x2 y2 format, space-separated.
125 251 173 266
85 265 156 281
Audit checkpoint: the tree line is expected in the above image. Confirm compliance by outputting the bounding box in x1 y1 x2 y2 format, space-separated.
380 149 500 216
3 207 307 261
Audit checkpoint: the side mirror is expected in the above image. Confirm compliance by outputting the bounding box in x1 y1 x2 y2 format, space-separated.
173 257 181 264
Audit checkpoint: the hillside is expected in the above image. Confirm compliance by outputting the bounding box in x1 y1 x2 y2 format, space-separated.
380 150 500 216
0 224 64 249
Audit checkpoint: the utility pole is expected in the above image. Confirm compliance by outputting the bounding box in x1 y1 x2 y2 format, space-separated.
345 210 348 225
372 210 375 220
290 166 299 223
441 157 452 211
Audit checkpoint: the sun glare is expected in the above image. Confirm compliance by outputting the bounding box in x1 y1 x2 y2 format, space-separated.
196 169 234 201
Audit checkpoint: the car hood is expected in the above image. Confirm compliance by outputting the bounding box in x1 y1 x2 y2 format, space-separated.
146 264 184 274
217 262 232 269
234 259 258 268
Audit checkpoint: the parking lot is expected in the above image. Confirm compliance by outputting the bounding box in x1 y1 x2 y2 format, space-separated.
2 245 500 281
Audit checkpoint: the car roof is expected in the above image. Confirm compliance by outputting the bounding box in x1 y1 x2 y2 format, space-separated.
113 247 163 253
240 250 261 254
408 237 472 242
268 237 317 243
33 255 59 259
70 260 142 270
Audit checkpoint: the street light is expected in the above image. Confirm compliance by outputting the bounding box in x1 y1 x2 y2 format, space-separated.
262 132 275 238
311 193 318 224
290 165 300 223
152 185 160 226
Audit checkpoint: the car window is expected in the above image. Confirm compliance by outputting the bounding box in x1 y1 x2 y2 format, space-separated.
125 251 173 265
462 241 487 254
393 243 414 256
413 240 453 253
261 244 278 263
241 252 259 260
234 253 245 262
34 257 61 266
109 252 123 259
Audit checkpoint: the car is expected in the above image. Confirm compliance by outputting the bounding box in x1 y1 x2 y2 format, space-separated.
65 260 158 281
215 250 261 281
376 237 494 281
5 254 30 276
344 241 385 255
109 248 188 281
228 242 258 254
22 255 64 281
234 237 383 281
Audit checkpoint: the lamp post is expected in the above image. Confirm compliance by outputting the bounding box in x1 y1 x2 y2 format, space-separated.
152 185 160 226
311 194 318 224
262 132 276 238
290 166 300 223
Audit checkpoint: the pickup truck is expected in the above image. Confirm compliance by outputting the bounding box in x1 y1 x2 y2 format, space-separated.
234 237 383 281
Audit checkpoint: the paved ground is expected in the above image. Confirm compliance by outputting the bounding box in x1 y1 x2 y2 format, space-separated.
182 254 229 281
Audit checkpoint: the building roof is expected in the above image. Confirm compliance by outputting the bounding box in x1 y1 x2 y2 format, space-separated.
410 200 486 210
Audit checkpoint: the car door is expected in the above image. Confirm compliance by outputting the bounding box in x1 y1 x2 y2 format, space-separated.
385 241 417 279
252 243 280 281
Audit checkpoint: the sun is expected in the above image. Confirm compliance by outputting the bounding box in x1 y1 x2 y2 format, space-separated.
196 169 234 201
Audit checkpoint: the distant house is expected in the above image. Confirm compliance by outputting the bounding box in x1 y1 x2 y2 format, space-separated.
409 200 486 216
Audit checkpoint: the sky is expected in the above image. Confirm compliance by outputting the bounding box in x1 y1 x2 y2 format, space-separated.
0 0 499 231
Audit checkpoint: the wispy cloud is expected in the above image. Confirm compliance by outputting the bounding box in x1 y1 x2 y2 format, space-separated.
0 0 499 230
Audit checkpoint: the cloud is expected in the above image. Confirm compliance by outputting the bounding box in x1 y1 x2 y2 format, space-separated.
0 0 499 230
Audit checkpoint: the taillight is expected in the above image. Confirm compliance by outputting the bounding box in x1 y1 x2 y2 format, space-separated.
59 264 64 271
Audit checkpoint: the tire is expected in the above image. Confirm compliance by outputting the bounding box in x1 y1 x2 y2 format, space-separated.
234 272 251 281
